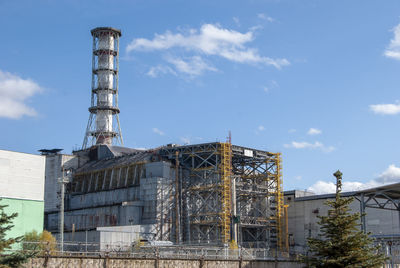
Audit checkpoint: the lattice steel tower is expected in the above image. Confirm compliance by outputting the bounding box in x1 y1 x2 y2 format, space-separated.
82 27 123 149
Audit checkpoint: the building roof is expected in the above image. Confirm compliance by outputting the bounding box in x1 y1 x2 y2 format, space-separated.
74 150 153 174
38 148 63 155
286 182 400 202
356 182 400 199
73 142 277 175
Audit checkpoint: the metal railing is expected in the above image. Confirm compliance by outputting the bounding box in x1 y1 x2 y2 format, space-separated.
6 241 300 261
7 240 400 266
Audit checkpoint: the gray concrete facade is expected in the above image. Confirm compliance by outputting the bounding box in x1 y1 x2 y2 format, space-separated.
45 153 175 245
44 153 79 213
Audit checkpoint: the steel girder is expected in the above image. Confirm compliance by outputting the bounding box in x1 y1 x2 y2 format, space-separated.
232 152 282 249
159 143 284 249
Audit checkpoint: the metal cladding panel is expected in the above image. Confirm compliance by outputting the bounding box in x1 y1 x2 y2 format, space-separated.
97 224 157 251
285 191 400 251
98 34 114 50
1 198 44 244
68 187 140 210
46 205 142 232
95 110 112 133
0 150 45 201
97 70 113 89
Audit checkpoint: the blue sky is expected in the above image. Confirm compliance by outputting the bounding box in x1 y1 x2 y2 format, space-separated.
2 0 400 193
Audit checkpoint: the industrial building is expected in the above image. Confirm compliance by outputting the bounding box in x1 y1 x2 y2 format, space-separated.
41 27 286 251
41 26 400 257
44 142 285 250
285 185 400 255
0 149 45 244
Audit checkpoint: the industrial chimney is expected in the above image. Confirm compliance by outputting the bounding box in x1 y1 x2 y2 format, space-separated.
82 27 123 149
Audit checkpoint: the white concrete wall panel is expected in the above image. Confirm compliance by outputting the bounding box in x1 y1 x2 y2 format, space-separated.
0 150 45 201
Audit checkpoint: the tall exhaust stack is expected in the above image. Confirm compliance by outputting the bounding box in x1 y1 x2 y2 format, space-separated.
82 27 123 149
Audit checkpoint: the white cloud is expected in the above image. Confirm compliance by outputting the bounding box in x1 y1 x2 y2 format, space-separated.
263 80 278 93
180 137 191 144
384 23 400 60
307 181 336 194
166 56 217 76
152 127 165 136
307 180 381 195
179 136 202 145
0 70 42 119
376 164 400 184
255 125 266 135
370 103 400 115
284 141 335 153
257 13 275 22
126 23 290 69
147 65 177 77
307 164 400 195
307 128 322 135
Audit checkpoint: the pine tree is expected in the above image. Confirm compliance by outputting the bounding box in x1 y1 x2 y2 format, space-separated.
0 199 29 268
302 170 387 268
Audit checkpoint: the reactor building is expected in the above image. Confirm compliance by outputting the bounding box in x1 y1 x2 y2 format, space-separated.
43 27 287 251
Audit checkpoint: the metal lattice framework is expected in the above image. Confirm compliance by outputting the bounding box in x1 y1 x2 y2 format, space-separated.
232 148 284 249
83 27 123 149
159 143 284 248
355 184 400 233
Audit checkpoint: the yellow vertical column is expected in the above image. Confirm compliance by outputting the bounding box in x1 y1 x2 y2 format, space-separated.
220 142 232 244
275 153 285 252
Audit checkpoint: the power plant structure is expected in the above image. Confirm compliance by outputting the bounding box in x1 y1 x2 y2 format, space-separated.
43 26 287 252
83 27 123 149
34 27 400 261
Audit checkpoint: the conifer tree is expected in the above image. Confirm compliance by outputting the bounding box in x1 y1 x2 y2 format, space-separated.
0 200 29 268
302 170 387 268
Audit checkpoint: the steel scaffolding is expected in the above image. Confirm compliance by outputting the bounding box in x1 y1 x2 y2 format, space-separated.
232 148 284 248
160 142 285 248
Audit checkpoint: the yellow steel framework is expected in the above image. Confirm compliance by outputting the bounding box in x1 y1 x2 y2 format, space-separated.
219 142 232 244
272 153 285 252
159 142 285 248
232 150 284 248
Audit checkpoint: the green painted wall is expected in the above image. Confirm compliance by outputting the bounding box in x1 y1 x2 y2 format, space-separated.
1 198 44 241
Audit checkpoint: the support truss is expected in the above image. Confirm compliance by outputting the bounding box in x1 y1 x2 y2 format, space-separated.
355 186 400 233
159 143 285 249
232 149 284 249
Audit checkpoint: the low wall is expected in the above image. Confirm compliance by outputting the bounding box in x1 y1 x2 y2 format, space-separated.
24 256 303 268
